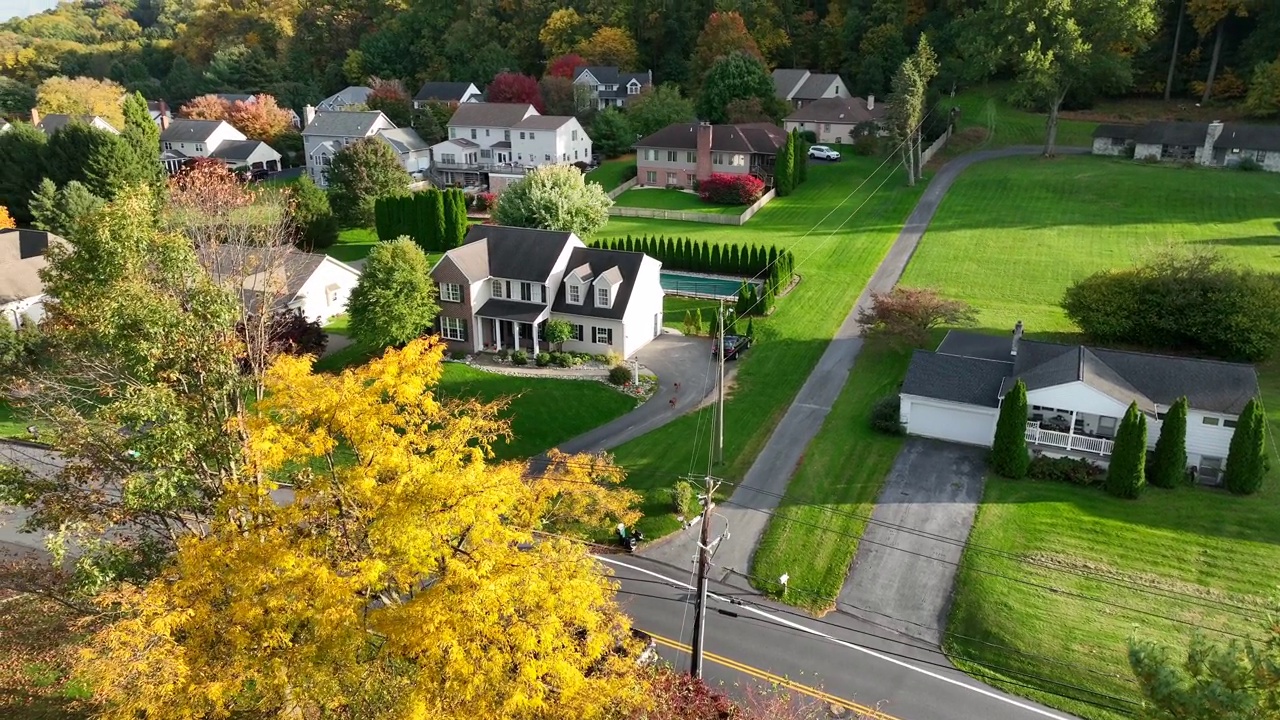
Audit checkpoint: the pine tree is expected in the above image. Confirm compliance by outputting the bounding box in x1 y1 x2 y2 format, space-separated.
794 129 809 184
728 245 740 274
746 283 758 316
694 307 705 335
1224 397 1267 495
775 133 795 196
735 284 751 319
424 190 445 250
682 309 696 335
29 178 61 233
711 244 722 272
768 246 779 279
1106 402 1148 499
443 189 468 248
990 380 1030 478
1149 396 1188 489
746 317 754 339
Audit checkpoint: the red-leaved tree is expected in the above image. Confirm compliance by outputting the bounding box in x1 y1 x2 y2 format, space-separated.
227 95 294 142
488 72 545 111
547 53 587 79
697 173 765 205
856 287 978 347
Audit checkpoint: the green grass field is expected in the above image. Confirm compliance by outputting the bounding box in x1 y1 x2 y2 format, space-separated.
585 155 635 191
0 401 31 439
325 228 379 262
612 188 744 215
662 296 712 332
596 156 923 536
943 86 1098 157
895 154 1280 719
749 341 913 610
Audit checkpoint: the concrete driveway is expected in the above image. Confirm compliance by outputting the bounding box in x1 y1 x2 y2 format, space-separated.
839 438 987 645
557 332 723 454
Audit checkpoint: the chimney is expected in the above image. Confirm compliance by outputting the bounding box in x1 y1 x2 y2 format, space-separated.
29 108 39 126
159 112 170 131
695 122 713 182
867 95 875 111
1201 120 1224 166
303 105 316 128
1011 320 1023 356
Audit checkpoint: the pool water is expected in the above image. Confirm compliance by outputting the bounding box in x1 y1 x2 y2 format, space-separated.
660 271 760 299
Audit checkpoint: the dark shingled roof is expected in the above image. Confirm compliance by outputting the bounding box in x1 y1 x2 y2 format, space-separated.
474 298 546 323
911 330 1259 415
210 139 280 163
1092 123 1140 140
636 122 787 153
414 81 478 102
785 97 885 124
162 119 230 143
448 103 536 128
515 115 574 130
460 225 575 282
1218 122 1280 152
197 245 335 314
573 67 652 99
793 73 843 100
901 350 1011 408
550 247 645 320
772 69 810 99
1134 121 1208 147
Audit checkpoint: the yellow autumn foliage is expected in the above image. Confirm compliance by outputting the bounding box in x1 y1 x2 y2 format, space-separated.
81 337 647 719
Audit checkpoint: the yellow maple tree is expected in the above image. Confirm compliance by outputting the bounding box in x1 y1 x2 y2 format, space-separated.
81 337 647 719
0 205 14 229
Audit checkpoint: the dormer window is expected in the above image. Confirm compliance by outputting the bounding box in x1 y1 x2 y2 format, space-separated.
597 287 609 306
568 284 581 304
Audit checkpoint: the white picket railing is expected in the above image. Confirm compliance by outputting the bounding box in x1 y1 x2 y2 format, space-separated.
1024 421 1114 456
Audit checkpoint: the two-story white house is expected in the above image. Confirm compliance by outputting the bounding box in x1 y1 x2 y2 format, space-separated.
572 66 653 109
300 109 431 187
413 81 484 109
430 225 663 358
159 118 283 175
429 103 593 191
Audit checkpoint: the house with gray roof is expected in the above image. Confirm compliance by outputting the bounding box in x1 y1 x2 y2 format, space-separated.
430 225 663 358
199 244 361 325
772 69 850 108
572 66 652 109
783 96 887 144
160 118 282 175
0 228 68 328
430 103 592 191
1093 120 1280 171
412 81 483 108
635 121 786 189
300 109 430 187
31 110 118 136
899 322 1260 485
317 86 373 112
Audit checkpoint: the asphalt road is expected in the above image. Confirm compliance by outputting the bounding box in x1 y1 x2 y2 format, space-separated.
607 554 1077 720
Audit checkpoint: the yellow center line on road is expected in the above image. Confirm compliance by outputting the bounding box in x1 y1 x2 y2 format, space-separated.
645 630 902 720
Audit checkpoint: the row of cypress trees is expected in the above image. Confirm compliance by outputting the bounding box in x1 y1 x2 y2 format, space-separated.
590 235 795 294
990 383 1268 497
775 129 811 197
373 188 469 251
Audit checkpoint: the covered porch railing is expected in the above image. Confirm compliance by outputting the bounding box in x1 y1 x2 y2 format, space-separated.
1024 421 1115 456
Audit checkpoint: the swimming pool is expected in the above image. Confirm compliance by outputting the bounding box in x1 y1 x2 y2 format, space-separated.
660 271 760 299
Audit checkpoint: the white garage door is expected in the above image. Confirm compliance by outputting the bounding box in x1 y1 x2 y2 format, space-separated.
906 398 998 447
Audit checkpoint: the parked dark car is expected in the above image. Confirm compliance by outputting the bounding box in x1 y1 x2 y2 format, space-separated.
712 334 751 360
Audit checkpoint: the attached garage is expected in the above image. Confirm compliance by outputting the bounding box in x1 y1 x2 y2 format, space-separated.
900 395 998 447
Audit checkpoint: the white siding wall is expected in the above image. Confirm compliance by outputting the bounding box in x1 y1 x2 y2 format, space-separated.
452 125 512 151
555 315 626 357
1026 383 1130 419
900 395 999 446
1184 410 1237 465
168 122 246 158
784 120 857 145
1 295 46 328
620 256 664 358
292 258 361 325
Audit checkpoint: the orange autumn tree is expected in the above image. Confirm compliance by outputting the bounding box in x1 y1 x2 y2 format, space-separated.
0 205 14 229
80 337 647 720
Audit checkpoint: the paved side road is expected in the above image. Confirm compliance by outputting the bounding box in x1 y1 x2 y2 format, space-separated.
643 146 1086 581
839 439 987 644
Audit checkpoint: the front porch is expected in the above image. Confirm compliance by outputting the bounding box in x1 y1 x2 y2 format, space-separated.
477 316 546 355
1024 406 1119 457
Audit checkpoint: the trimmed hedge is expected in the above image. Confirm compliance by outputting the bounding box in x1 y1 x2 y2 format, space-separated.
590 234 794 308
374 188 469 251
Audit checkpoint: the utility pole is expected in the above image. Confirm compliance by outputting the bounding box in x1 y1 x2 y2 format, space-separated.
689 475 719 679
716 299 725 465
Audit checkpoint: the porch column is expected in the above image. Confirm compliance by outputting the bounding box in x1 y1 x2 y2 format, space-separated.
1067 410 1077 450
532 321 539 355
493 318 501 351
473 317 482 353
514 322 521 351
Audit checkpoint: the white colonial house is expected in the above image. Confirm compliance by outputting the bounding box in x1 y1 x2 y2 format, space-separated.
0 229 66 328
898 323 1261 486
430 103 593 191
572 66 653 109
200 245 361 325
159 118 283 175
430 225 663 359
300 109 430 187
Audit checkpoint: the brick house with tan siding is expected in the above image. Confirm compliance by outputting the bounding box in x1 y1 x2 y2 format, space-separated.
634 122 787 190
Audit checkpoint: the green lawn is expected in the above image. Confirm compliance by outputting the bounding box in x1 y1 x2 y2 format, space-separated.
585 155 635 191
894 154 1280 719
943 85 1098 156
322 314 349 334
596 156 923 536
749 341 914 610
662 296 715 332
612 188 744 215
0 401 32 439
326 228 379 263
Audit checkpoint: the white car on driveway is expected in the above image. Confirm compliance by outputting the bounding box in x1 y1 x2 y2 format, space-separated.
808 145 841 161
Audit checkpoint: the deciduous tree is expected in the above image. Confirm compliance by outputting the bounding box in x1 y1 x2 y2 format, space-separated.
991 380 1030 479
576 27 640 70
697 51 776 124
288 175 338 250
540 8 590 59
1106 402 1148 499
35 75 126 129
1149 396 1189 488
1224 397 1267 495
1188 0 1252 103
226 94 294 141
962 0 1159 157
179 93 230 120
366 77 412 128
348 237 440 349
326 136 411 227
856 287 977 347
493 164 613 237
0 205 12 229
1244 58 1280 118
0 76 35 118
626 84 697 139
488 72 544 111
547 53 588 79
545 318 574 351
540 75 579 116
691 12 763 90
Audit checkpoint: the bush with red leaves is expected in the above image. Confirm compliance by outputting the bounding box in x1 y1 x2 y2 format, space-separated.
473 192 497 212
696 173 765 205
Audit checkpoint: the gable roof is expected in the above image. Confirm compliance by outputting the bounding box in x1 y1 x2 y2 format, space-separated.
785 97 885 125
210 139 281 163
198 245 341 311
163 119 237 144
318 86 373 109
457 225 577 282
550 247 645 320
1218 122 1280 152
302 111 389 137
36 114 119 136
1092 123 1140 140
414 81 479 102
514 115 574 130
378 127 430 153
216 93 255 103
636 122 787 153
573 66 652 98
1134 121 1208 147
793 73 842 100
915 330 1259 415
901 350 1011 408
448 103 537 128
0 229 67 304
772 68 810 99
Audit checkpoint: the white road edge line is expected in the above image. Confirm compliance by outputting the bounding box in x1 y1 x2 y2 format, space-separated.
597 555 1076 720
